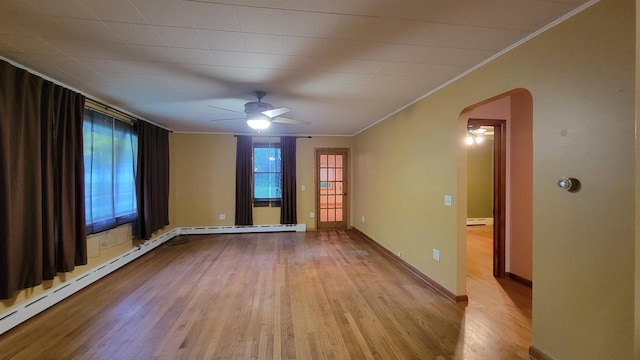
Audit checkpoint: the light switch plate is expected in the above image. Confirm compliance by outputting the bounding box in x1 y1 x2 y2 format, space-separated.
444 195 452 206
219 214 226 220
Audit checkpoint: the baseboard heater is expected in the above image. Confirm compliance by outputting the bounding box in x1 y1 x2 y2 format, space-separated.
466 218 494 226
0 223 305 336
180 223 306 235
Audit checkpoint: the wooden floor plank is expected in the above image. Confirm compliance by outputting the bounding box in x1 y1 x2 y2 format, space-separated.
0 228 531 359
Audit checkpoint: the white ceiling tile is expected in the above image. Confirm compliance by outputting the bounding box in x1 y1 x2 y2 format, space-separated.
285 0 337 12
326 14 379 41
154 26 207 49
334 0 387 17
210 50 248 67
28 0 97 19
125 44 178 63
0 41 22 54
200 30 244 51
391 45 495 66
112 60 175 75
182 1 241 31
47 40 134 59
333 59 382 74
130 0 194 27
105 22 165 46
7 13 72 38
278 36 329 56
402 23 529 50
171 48 216 65
78 0 147 24
243 33 283 54
2 35 66 55
376 61 466 78
76 57 127 72
391 0 578 32
235 0 285 8
0 12 34 36
284 10 333 37
245 53 293 70
53 18 123 43
0 0 41 14
236 6 284 35
339 72 370 85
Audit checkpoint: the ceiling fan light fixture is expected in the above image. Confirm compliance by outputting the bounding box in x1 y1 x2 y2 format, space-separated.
247 117 271 130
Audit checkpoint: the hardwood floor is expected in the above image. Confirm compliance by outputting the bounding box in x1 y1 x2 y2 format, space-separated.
0 230 531 359
465 225 532 360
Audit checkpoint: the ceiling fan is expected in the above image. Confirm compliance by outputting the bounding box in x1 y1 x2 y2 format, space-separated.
209 91 311 130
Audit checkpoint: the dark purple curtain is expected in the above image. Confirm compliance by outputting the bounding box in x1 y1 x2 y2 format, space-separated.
136 121 170 240
280 136 297 224
0 59 86 299
235 136 253 225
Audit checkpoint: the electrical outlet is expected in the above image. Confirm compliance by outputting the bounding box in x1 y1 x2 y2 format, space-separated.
433 248 440 261
309 212 315 218
397 252 402 258
444 195 452 206
301 185 306 191
219 213 226 220
361 215 365 223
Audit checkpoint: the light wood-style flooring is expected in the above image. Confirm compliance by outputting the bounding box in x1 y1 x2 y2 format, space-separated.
0 229 531 359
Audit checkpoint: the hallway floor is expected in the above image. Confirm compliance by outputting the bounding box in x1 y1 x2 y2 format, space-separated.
464 225 532 359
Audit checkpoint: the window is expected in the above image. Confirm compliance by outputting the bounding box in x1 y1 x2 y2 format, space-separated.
253 142 281 207
83 108 138 234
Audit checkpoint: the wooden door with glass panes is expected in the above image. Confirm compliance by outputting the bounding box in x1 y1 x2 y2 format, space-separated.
316 148 349 230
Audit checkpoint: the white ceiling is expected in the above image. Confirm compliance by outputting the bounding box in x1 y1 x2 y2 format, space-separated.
0 0 591 135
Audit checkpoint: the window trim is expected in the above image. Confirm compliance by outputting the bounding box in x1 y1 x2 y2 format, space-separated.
253 142 282 208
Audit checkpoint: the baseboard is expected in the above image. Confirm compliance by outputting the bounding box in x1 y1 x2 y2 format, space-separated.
350 228 468 304
529 346 554 360
180 223 306 235
0 228 180 337
466 217 494 226
507 272 533 288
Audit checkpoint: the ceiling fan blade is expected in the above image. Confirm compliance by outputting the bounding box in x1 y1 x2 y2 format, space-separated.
272 117 311 125
208 104 245 114
210 117 245 122
261 107 289 118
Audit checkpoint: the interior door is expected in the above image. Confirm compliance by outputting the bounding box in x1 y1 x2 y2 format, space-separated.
316 148 349 230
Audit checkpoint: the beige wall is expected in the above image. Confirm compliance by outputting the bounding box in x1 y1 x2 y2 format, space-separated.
509 92 533 281
353 0 634 358
170 133 353 230
466 139 493 218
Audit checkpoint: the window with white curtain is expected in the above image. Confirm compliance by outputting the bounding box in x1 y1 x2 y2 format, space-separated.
83 108 138 234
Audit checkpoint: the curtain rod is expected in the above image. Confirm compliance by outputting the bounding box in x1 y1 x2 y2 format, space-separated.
234 135 312 138
85 98 173 132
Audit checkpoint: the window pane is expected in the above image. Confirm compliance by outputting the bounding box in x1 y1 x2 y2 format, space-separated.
320 209 328 222
336 208 343 221
328 209 335 221
253 144 282 202
336 155 342 167
84 108 137 234
336 168 342 181
328 168 335 181
320 155 327 167
328 155 336 167
320 195 328 209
